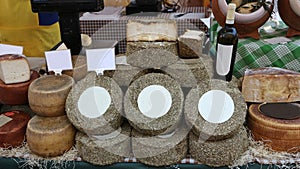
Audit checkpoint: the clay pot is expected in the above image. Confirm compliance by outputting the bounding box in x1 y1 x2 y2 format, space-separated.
0 70 39 105
212 0 273 39
278 0 300 37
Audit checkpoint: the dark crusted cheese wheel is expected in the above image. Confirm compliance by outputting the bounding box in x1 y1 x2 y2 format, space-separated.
66 72 123 135
26 115 76 157
189 127 249 167
184 79 247 141
0 70 39 105
126 42 179 68
132 124 188 167
0 110 30 148
242 67 300 103
75 122 131 166
247 103 300 153
62 55 87 82
28 74 74 117
124 73 184 136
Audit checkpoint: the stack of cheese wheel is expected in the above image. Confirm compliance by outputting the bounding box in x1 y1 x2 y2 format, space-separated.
243 67 300 153
126 19 179 69
124 71 187 166
185 79 249 167
26 74 76 157
0 54 39 105
66 72 129 165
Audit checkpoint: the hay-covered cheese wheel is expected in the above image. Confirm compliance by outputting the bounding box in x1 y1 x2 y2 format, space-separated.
75 123 131 166
132 125 188 167
124 73 184 136
126 19 177 42
247 103 300 153
0 110 30 148
28 75 74 117
184 79 247 141
178 29 205 58
189 126 249 167
26 115 76 157
126 42 178 68
0 70 39 105
66 72 123 135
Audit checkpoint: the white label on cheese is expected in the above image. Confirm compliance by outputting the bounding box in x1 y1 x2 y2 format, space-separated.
86 48 116 75
216 44 233 76
78 86 111 118
0 115 13 128
0 44 23 55
137 85 172 119
45 50 73 75
198 90 234 124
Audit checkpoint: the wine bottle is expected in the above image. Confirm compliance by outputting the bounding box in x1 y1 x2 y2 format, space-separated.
216 3 238 82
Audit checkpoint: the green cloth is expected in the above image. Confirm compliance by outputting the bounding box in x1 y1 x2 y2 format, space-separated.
211 21 300 78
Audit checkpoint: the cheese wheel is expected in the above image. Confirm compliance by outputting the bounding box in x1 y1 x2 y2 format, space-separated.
126 19 177 42
75 123 131 166
62 55 87 82
28 75 74 117
0 70 39 105
178 29 205 58
184 79 247 141
0 54 30 84
247 104 300 153
242 67 300 103
126 42 179 69
189 127 249 167
26 115 76 157
124 73 184 136
0 110 30 148
66 72 123 135
132 125 188 166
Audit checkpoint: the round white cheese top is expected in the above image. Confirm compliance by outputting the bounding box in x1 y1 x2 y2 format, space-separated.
137 85 172 119
198 90 234 124
78 86 111 118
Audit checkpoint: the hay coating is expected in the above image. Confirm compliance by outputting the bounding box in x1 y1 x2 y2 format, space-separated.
184 79 247 141
66 72 123 135
75 123 131 166
126 42 179 68
124 73 184 136
189 127 249 167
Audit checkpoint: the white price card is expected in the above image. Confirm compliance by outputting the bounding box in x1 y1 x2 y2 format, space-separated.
0 44 23 55
86 48 116 75
45 50 73 75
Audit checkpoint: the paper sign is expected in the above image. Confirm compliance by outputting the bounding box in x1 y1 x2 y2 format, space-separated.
45 50 73 75
0 44 23 55
0 115 13 128
86 48 116 75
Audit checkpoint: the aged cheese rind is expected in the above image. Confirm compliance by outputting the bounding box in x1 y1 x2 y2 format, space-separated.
0 54 30 84
126 19 177 42
0 110 30 148
247 103 300 153
124 73 184 136
26 115 76 157
132 125 188 166
63 55 87 82
28 75 74 117
66 72 123 135
184 79 247 141
75 123 131 166
242 67 300 103
126 42 179 68
0 70 39 105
